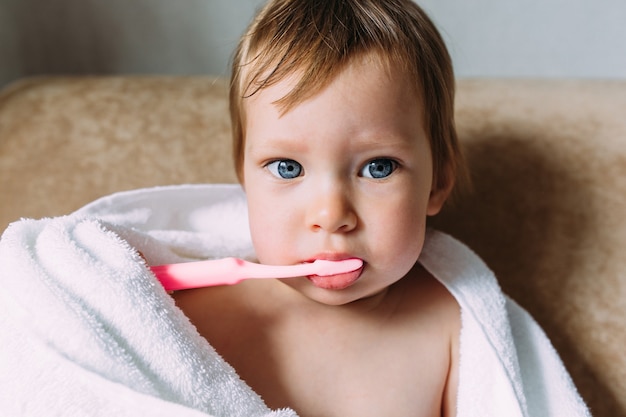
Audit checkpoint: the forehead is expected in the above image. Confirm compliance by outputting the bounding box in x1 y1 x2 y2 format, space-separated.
243 55 427 155
240 51 421 116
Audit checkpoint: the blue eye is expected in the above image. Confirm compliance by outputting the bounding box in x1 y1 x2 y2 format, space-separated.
267 159 303 179
360 158 397 179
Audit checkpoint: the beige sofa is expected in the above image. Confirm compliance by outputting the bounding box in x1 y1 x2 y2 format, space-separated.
1 76 624 416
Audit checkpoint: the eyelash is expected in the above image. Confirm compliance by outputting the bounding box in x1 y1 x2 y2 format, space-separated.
264 158 399 180
265 159 303 179
359 158 398 179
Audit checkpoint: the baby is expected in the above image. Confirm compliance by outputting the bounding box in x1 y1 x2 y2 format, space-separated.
174 0 464 415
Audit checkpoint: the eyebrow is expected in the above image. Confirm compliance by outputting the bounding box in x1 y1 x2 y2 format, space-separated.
245 129 421 156
354 135 415 149
245 136 309 155
350 131 421 154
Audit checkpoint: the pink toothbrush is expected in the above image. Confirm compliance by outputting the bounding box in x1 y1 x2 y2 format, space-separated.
150 257 364 291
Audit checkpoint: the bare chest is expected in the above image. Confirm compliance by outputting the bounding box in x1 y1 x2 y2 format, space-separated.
248 331 448 417
173 278 457 417
198 306 449 416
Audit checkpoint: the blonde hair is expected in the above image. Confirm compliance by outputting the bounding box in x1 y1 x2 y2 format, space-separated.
230 0 465 191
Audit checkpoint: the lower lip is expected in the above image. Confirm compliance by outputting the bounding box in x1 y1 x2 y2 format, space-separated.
307 265 365 290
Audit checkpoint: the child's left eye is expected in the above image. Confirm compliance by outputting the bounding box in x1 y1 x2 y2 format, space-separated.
266 159 303 179
359 158 397 179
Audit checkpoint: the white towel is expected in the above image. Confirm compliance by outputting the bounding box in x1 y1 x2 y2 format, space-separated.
419 231 591 417
0 185 295 417
0 184 590 417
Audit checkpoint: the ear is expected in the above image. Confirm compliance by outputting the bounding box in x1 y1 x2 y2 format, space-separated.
426 165 455 216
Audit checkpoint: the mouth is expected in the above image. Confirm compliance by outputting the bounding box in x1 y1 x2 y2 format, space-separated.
305 257 365 290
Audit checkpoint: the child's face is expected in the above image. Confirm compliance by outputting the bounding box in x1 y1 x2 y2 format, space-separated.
242 54 449 305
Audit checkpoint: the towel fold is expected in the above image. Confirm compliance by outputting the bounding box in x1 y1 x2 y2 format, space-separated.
0 184 590 416
419 231 591 417
0 185 295 417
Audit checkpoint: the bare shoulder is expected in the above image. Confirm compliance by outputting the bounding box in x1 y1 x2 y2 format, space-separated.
391 264 461 416
391 263 461 379
392 263 460 330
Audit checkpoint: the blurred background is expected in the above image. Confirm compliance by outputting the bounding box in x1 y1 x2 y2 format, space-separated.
1 0 625 88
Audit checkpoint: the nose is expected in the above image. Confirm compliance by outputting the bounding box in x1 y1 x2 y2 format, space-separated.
305 183 357 233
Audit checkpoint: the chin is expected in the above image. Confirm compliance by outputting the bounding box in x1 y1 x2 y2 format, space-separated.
291 280 389 307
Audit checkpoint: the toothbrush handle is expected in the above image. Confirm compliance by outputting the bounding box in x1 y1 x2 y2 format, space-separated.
150 257 363 291
150 257 252 291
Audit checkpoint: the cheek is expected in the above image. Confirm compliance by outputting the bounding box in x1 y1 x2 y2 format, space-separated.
366 195 428 268
246 190 297 264
381 216 425 259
